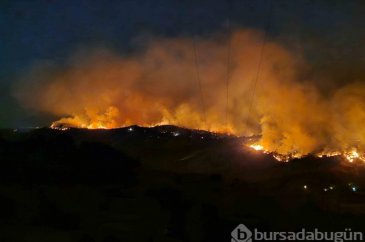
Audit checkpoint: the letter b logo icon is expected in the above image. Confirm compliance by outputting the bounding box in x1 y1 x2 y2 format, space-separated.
231 224 252 242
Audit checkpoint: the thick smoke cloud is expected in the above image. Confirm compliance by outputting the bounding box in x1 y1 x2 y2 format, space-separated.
13 29 365 157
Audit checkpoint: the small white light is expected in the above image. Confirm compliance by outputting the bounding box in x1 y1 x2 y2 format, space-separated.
303 185 307 190
352 186 357 192
128 127 133 132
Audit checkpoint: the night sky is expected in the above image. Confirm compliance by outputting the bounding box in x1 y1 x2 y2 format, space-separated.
1 0 365 128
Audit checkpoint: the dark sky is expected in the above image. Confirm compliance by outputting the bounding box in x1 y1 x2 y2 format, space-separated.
1 0 365 128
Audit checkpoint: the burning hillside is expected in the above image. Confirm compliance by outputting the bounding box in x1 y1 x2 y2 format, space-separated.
13 29 365 162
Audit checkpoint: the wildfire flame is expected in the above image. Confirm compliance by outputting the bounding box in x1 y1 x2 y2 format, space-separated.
343 149 365 163
14 29 365 164
248 142 365 163
249 144 264 151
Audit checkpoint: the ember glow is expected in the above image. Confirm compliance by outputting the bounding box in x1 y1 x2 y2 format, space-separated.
248 142 365 163
13 29 365 163
250 144 264 151
343 149 365 163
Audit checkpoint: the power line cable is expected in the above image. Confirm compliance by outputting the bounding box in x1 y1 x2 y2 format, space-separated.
192 8 207 129
247 0 273 123
225 0 233 132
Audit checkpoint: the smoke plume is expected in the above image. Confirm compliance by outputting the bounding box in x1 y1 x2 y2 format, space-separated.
13 29 365 158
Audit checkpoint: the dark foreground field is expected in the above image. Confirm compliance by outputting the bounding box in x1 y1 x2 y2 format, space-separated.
0 126 365 241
